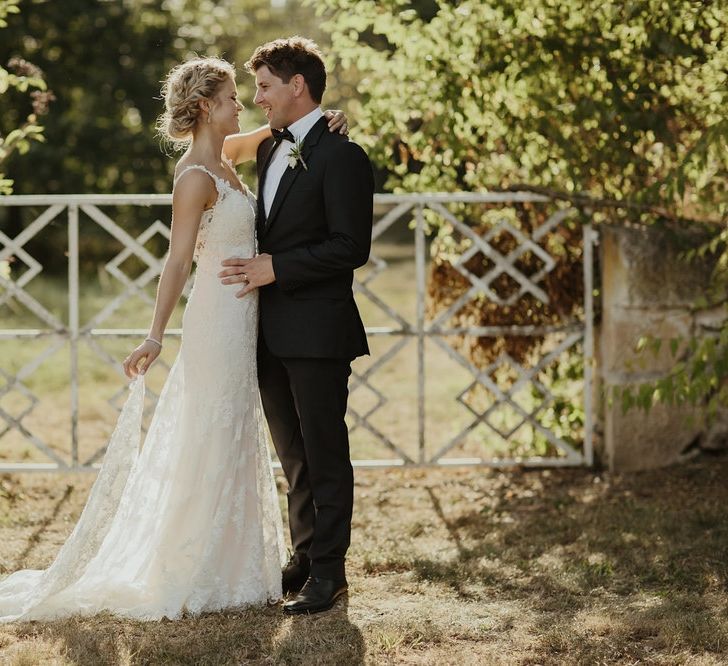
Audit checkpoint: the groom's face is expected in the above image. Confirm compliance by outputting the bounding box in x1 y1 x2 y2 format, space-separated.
253 65 295 130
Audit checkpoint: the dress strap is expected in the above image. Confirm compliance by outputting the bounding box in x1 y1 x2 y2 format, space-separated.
174 164 222 189
174 163 249 197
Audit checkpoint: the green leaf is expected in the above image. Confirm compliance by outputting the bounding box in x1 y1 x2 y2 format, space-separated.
3 129 24 145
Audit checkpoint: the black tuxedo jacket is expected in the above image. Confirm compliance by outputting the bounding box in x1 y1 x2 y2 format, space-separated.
256 116 374 359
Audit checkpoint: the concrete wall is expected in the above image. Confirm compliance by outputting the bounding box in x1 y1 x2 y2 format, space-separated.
597 223 726 471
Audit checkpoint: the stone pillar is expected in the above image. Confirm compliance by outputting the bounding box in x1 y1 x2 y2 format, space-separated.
597 223 723 471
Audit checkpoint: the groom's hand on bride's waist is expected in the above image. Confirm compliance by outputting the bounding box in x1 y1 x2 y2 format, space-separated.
219 254 276 298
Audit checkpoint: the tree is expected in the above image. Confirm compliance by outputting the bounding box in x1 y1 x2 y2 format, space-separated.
0 0 51 195
0 0 331 198
0 0 180 196
0 0 329 273
315 0 728 418
315 0 726 219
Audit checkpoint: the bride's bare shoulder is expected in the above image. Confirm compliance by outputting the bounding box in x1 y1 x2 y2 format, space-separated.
173 157 214 186
172 160 217 210
174 155 205 181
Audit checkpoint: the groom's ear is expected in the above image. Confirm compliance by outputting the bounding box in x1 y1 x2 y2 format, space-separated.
291 73 307 98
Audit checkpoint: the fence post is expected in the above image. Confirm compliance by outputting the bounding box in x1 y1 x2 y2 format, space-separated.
68 204 80 466
415 204 426 463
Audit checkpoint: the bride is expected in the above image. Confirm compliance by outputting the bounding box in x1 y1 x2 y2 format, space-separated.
0 56 348 622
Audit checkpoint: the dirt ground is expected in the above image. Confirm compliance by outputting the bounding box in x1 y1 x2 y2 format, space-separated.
1 456 727 665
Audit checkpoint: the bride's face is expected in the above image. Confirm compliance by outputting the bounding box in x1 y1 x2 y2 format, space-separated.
209 77 243 135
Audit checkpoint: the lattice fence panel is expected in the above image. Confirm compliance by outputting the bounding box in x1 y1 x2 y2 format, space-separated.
0 193 594 471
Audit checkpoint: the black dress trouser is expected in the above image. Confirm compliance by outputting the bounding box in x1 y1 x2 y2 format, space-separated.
257 335 353 581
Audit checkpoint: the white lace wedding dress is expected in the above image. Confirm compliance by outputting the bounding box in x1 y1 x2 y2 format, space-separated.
0 166 286 621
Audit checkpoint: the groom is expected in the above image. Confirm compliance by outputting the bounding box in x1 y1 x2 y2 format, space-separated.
219 37 374 614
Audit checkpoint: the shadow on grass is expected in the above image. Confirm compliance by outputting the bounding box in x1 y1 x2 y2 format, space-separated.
276 597 365 665
12 596 364 665
533 591 728 663
11 483 74 571
436 463 724 584
373 457 728 659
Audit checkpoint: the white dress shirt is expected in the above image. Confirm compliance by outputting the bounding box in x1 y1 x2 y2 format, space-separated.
262 106 323 217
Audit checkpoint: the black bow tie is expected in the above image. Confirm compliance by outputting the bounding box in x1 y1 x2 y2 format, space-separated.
271 127 295 144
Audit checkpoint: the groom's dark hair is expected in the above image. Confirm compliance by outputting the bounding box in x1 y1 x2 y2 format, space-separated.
245 36 327 104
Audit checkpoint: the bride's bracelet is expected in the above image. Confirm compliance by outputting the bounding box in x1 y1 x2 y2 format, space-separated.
145 336 163 348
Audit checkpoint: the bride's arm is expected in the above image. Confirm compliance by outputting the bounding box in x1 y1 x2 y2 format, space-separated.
123 171 212 378
223 125 271 166
223 110 350 165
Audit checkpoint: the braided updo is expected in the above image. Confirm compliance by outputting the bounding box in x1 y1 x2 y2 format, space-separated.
157 56 236 146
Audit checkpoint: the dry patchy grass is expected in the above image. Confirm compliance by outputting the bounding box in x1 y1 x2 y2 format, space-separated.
0 456 727 664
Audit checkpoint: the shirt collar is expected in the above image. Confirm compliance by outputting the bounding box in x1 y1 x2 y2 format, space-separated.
287 107 323 144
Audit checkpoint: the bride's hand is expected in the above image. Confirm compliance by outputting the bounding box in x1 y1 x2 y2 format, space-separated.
324 109 349 135
122 339 162 379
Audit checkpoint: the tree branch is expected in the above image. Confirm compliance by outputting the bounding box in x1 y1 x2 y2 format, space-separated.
500 184 722 226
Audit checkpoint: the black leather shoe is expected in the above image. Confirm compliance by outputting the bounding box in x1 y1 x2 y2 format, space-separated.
282 555 310 596
282 576 348 615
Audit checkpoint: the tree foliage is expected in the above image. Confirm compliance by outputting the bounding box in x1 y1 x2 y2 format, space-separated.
315 0 728 416
0 0 325 273
0 0 330 197
0 0 180 195
0 0 51 195
316 0 727 220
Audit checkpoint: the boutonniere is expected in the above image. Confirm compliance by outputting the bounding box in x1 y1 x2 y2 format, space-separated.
287 138 308 171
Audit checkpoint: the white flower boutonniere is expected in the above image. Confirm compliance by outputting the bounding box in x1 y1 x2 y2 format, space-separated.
287 138 308 171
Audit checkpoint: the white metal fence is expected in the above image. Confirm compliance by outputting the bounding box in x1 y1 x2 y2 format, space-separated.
0 192 595 471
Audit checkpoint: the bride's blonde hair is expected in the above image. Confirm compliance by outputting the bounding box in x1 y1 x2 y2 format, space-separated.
157 56 236 146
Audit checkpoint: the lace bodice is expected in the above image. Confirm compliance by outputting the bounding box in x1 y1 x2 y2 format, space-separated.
174 163 257 268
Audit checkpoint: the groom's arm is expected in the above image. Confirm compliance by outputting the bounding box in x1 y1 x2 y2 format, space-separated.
272 141 374 291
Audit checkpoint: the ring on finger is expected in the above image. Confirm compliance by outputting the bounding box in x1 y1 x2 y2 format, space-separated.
242 273 248 282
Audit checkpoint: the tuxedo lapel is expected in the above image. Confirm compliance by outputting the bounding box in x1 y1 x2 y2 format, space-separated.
264 117 328 234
